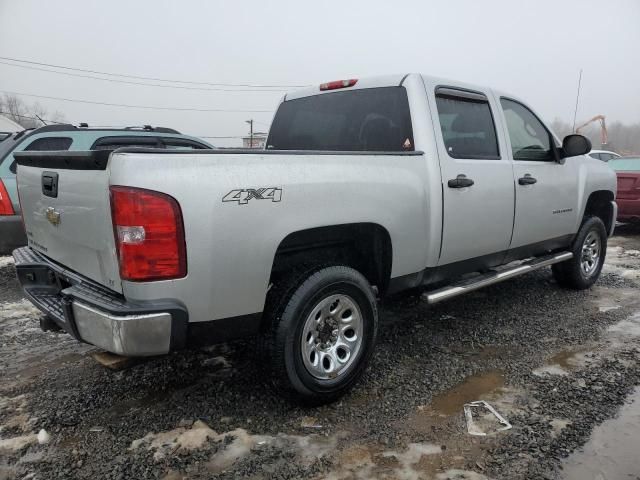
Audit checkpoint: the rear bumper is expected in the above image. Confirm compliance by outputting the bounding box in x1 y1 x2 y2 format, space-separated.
12 246 188 356
617 198 640 222
0 215 27 255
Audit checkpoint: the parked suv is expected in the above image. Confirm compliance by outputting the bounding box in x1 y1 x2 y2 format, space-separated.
588 149 621 162
0 124 212 253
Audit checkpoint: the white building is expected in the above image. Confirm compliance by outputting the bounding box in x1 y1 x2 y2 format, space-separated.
242 132 267 149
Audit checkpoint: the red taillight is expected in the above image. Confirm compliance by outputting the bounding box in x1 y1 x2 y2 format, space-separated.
319 79 358 91
0 179 15 216
110 186 186 281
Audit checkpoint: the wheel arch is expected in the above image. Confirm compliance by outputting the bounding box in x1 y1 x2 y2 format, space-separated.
269 222 393 295
582 190 615 235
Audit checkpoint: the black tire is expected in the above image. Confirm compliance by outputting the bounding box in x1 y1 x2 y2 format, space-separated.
260 265 378 405
552 216 607 290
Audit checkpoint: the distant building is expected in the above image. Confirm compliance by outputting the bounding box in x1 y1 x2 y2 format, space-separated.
242 132 267 149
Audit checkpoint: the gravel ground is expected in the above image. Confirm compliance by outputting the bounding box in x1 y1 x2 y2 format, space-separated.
1 225 639 480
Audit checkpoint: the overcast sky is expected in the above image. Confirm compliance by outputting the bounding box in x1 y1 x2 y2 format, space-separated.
1 0 639 146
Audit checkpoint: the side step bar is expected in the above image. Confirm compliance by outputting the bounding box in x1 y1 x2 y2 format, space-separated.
425 252 573 304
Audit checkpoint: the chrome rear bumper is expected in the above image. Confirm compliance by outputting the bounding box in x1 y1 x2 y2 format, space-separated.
12 247 187 356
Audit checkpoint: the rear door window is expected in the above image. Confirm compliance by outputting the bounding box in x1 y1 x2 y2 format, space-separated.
267 87 414 151
435 89 500 160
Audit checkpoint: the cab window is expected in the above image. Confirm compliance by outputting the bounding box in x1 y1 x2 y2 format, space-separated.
500 99 555 161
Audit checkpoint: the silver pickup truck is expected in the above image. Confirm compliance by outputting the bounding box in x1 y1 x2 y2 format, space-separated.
13 74 616 403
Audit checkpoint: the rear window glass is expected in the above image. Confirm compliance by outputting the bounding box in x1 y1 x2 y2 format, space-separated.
266 87 414 152
609 158 640 171
24 137 73 151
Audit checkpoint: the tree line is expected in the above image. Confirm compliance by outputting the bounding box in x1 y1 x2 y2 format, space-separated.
0 94 65 129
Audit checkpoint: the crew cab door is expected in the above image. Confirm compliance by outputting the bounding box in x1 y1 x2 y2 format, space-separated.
431 87 515 266
498 98 579 250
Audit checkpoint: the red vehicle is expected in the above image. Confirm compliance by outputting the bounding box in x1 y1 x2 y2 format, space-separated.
610 157 640 223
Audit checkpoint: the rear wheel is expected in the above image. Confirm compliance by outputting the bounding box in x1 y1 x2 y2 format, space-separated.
261 265 378 404
552 216 607 290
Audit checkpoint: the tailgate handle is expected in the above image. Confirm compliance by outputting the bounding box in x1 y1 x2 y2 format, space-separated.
42 172 59 198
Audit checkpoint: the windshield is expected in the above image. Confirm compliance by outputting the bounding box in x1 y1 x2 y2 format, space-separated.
609 157 640 172
266 87 414 152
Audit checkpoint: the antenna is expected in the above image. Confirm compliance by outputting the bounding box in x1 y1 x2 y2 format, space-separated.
572 69 583 132
34 113 48 126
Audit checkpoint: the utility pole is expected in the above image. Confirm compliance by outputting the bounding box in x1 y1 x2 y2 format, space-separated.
245 119 254 148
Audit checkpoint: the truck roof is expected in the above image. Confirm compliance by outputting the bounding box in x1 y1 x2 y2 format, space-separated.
284 73 495 101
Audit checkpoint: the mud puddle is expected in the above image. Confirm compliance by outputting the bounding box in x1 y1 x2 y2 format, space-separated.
323 441 491 480
323 370 514 479
533 347 595 377
560 386 640 479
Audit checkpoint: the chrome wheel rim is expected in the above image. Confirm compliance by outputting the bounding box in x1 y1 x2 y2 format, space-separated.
301 294 363 380
581 231 601 277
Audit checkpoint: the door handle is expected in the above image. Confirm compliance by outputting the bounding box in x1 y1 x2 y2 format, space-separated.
518 174 537 185
448 174 474 189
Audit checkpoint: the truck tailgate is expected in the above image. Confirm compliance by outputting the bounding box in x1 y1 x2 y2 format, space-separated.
15 151 122 293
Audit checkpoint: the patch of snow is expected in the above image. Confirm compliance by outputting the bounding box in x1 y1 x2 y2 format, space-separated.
533 364 569 377
37 429 50 444
131 420 337 470
0 433 37 452
436 469 491 480
0 256 14 268
608 312 640 337
382 443 442 480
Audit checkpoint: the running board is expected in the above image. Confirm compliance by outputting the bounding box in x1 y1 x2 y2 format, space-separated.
425 252 573 304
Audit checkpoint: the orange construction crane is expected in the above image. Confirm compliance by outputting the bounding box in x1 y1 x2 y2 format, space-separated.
575 114 608 148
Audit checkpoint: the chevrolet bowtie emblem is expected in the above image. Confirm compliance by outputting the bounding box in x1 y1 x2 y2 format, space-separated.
45 207 61 226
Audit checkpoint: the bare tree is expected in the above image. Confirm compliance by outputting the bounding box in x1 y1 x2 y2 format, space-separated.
0 94 66 129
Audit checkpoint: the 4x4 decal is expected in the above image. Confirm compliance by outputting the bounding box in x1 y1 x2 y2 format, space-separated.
222 187 282 205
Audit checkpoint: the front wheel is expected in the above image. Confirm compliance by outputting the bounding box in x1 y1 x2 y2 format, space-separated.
261 265 378 404
552 216 607 290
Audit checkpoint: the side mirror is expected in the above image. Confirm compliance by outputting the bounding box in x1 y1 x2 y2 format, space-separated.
561 134 591 159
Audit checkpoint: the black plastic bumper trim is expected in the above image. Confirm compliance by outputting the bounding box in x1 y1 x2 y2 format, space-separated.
12 247 188 350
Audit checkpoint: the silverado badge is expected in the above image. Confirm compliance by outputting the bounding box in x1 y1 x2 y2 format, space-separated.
45 207 61 226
